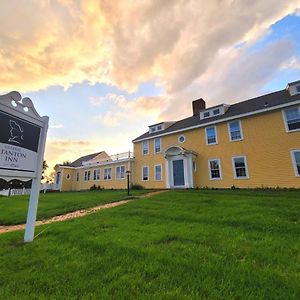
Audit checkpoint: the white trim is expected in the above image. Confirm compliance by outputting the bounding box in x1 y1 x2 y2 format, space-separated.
133 99 300 143
103 167 112 181
208 158 222 180
142 140 149 155
142 165 149 181
154 164 162 181
227 119 243 142
154 137 162 154
93 168 100 181
290 150 300 177
282 106 300 133
232 155 249 179
205 125 218 145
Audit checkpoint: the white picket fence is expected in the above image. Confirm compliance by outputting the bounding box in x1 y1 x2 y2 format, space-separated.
0 183 60 197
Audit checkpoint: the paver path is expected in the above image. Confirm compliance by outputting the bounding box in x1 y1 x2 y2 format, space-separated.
0 190 168 235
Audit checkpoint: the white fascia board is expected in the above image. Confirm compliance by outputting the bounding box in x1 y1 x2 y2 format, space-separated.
132 99 300 143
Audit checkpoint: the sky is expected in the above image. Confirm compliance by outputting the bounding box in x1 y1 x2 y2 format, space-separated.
1 0 300 177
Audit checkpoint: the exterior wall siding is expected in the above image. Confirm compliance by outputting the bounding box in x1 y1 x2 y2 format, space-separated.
133 109 300 188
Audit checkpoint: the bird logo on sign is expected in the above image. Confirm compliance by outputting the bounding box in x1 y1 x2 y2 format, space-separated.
8 120 24 145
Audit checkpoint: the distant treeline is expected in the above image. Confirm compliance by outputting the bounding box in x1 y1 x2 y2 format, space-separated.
0 179 32 190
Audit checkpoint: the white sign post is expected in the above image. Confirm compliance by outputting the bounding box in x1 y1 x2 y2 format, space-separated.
0 91 49 242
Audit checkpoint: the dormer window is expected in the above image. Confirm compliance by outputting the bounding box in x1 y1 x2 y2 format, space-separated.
149 123 164 133
200 104 229 120
213 109 220 115
157 125 162 131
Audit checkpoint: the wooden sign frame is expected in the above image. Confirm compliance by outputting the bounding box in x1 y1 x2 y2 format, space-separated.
0 91 49 242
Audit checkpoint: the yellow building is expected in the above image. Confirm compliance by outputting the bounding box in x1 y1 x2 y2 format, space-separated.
55 80 300 191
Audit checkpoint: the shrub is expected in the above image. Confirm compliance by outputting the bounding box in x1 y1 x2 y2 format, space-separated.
131 183 144 190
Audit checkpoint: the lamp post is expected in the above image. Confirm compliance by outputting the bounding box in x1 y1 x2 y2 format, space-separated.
126 170 131 196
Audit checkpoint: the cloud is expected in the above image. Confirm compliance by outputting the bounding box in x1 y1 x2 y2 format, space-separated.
89 96 105 106
0 0 299 94
50 124 64 129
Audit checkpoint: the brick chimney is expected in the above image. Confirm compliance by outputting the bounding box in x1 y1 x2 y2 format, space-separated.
192 98 206 116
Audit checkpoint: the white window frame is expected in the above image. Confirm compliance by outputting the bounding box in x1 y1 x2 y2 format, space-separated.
76 172 80 182
208 158 222 180
142 166 149 181
154 164 162 181
84 171 88 181
116 165 125 180
291 150 300 177
232 156 249 179
142 140 149 155
66 173 70 180
178 135 186 143
228 120 243 142
93 169 100 181
154 138 161 154
104 167 112 181
205 125 218 145
282 106 300 133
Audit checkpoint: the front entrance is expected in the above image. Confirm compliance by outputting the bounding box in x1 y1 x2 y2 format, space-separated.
173 159 185 186
164 146 197 189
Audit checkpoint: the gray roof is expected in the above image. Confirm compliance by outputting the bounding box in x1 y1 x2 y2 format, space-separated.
61 151 103 167
132 88 300 142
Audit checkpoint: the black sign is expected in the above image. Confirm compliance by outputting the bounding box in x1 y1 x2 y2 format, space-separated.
0 110 40 152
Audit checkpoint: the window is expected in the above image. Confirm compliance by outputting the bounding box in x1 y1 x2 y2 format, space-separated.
155 165 162 181
84 171 91 181
142 166 149 181
203 111 210 118
228 120 243 141
213 109 220 115
116 165 125 179
93 169 100 180
154 138 161 153
150 127 155 133
193 160 197 172
178 135 185 143
284 107 300 131
104 168 112 180
208 159 221 180
157 125 162 131
143 141 149 155
66 174 70 180
232 156 249 179
56 172 61 185
296 86 300 93
291 150 300 176
76 172 79 182
205 126 217 145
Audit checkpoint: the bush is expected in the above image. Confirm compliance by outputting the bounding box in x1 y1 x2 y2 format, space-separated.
131 183 144 190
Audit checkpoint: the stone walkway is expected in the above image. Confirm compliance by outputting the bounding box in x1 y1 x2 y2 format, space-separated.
0 190 168 235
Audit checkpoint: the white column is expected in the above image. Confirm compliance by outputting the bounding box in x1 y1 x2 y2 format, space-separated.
183 157 189 188
165 159 170 188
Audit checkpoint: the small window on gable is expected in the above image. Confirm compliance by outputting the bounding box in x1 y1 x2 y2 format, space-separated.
213 109 220 115
66 174 70 180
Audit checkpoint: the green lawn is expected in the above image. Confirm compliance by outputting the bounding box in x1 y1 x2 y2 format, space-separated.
0 189 300 299
0 189 150 226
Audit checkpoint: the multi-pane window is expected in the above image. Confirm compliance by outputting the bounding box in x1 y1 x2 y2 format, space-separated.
232 156 249 179
76 172 79 182
116 166 125 179
104 168 112 180
93 169 100 180
155 165 162 181
208 159 221 179
142 166 149 181
228 120 243 141
84 170 91 181
143 141 149 155
154 138 161 153
213 108 220 115
284 107 300 131
291 150 300 176
206 126 217 145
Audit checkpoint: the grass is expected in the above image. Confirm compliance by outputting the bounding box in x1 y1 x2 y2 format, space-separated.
0 189 150 226
0 189 300 299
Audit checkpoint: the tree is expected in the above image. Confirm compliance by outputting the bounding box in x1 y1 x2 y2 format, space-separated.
41 160 48 181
